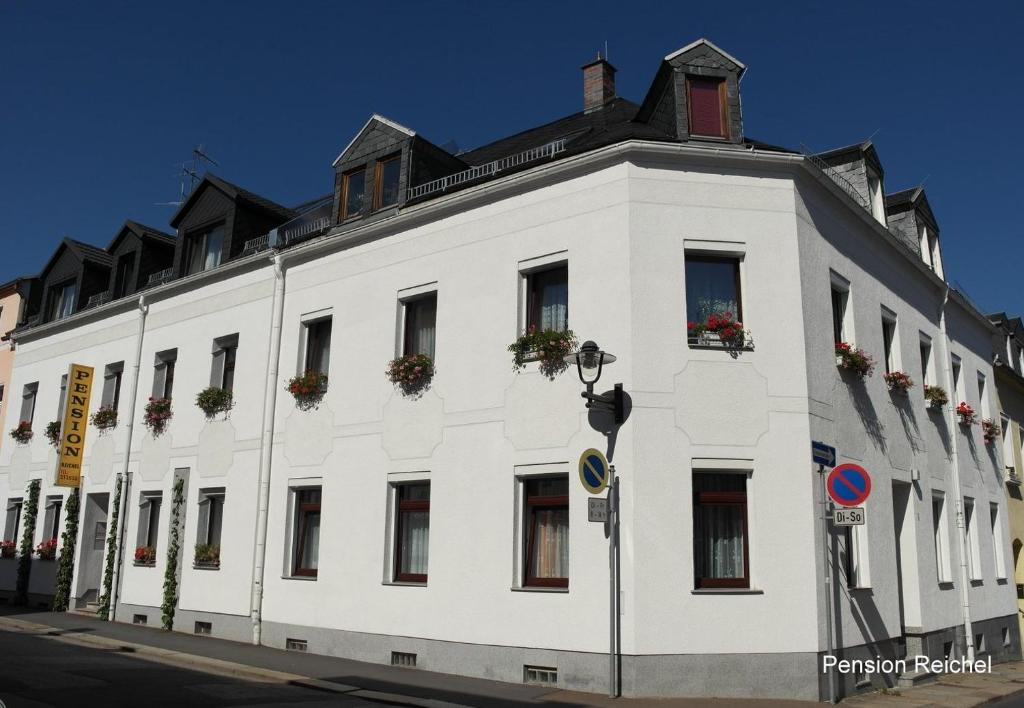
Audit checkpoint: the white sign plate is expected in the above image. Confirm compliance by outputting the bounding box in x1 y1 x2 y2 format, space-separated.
833 507 865 526
588 498 608 523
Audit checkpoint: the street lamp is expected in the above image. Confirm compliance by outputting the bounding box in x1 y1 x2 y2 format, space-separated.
564 340 624 425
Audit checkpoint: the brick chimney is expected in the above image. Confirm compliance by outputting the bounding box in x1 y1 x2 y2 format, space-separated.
582 55 616 112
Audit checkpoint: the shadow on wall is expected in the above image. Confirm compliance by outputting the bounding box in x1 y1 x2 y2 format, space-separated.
893 394 923 453
928 407 953 459
848 377 887 454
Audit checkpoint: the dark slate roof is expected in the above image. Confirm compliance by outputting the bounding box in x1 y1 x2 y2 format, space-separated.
126 220 176 245
885 187 922 207
815 139 884 177
885 186 938 229
67 238 113 267
459 99 670 166
170 173 297 228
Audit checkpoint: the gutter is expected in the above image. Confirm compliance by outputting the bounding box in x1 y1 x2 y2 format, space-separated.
109 294 148 620
937 285 975 663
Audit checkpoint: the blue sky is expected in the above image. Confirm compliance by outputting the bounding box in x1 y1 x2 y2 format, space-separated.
1 1 1021 315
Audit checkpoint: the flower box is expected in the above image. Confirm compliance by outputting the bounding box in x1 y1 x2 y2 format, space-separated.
924 385 949 409
194 543 220 569
143 398 173 436
45 421 61 448
835 342 875 378
8 421 33 445
687 312 750 349
286 371 328 411
508 326 577 379
134 545 156 566
955 401 977 426
35 538 57 561
982 419 1001 444
91 405 118 430
0 540 16 559
386 354 435 397
196 387 234 419
883 371 914 393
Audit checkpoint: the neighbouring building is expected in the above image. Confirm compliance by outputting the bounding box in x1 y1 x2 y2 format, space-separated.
990 313 1024 639
0 278 32 456
0 38 1018 700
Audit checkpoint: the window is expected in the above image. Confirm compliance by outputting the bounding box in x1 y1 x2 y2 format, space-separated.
210 335 238 392
340 168 365 219
965 498 982 580
978 373 989 418
402 294 437 358
523 477 569 588
920 336 933 387
373 155 401 210
184 225 225 275
951 354 962 400
303 318 332 375
0 384 4 414
42 496 62 542
881 309 898 374
919 224 933 271
867 170 885 224
152 349 177 400
292 488 321 577
693 473 749 588
196 489 225 549
687 255 741 327
113 252 135 299
686 76 727 138
991 504 1006 579
136 492 162 555
101 362 124 410
933 493 952 583
829 274 851 344
394 482 430 582
526 264 569 333
46 280 77 321
845 524 870 589
3 498 22 543
19 382 38 426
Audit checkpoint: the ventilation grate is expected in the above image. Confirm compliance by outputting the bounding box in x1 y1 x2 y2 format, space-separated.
286 638 308 652
524 665 558 686
132 614 147 625
194 621 212 635
391 651 417 667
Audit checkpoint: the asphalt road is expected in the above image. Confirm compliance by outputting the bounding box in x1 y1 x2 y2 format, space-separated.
0 627 396 708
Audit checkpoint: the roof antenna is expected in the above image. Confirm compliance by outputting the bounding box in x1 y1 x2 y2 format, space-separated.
865 128 881 143
919 173 931 187
604 40 609 62
157 144 220 207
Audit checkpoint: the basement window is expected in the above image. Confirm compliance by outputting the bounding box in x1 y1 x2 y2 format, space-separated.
285 638 308 652
132 614 147 625
524 665 558 686
391 651 417 667
194 621 212 635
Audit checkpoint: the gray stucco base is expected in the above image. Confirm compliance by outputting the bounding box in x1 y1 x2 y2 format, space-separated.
106 604 1023 701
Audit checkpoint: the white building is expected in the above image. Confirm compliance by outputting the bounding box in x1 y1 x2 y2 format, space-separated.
0 39 1017 700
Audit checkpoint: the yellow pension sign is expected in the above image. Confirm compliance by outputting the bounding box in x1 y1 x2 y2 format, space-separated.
55 364 95 488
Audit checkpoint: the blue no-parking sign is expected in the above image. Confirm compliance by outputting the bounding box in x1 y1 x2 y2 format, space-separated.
826 463 872 507
578 448 610 494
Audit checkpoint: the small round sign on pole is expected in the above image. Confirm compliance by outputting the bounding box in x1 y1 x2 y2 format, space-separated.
826 463 872 507
579 448 610 494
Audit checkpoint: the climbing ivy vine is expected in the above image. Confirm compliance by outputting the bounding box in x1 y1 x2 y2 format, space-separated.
96 474 122 620
51 488 80 611
160 476 185 630
14 479 40 605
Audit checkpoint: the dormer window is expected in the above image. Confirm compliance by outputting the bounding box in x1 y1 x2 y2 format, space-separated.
918 224 943 278
373 154 401 210
184 225 224 275
686 76 727 138
867 169 885 224
113 252 135 299
340 167 365 220
47 280 76 321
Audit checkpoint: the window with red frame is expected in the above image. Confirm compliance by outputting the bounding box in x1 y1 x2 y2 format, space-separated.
524 477 569 588
693 473 749 588
293 488 321 577
686 76 727 138
394 483 430 582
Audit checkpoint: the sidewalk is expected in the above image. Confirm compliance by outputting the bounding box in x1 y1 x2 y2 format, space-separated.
1 606 1022 707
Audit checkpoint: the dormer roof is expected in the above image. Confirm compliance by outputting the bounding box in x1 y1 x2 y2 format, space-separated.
170 173 295 229
886 187 938 231
663 38 746 76
815 139 885 178
332 114 416 167
106 220 176 251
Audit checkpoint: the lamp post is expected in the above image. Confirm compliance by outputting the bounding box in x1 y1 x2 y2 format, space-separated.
564 340 622 698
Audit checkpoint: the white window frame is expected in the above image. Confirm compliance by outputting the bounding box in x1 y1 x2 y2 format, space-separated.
991 503 1006 580
20 382 38 426
4 498 23 543
517 251 569 336
284 480 322 579
210 334 239 390
919 334 934 387
298 311 332 376
196 488 225 548
977 372 990 419
101 362 124 409
829 271 853 345
42 495 63 541
396 285 438 359
846 519 871 589
933 492 953 583
152 349 177 400
950 353 963 402
136 491 163 554
881 307 900 374
964 498 982 581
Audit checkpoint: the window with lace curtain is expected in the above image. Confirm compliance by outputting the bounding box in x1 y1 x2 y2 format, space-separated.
523 477 569 588
394 482 430 583
693 473 748 588
292 488 321 578
402 294 437 359
525 265 568 333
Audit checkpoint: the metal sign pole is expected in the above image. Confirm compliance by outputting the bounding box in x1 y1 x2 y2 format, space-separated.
819 463 836 704
608 466 619 698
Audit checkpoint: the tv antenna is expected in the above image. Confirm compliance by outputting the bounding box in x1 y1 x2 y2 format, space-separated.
156 144 220 207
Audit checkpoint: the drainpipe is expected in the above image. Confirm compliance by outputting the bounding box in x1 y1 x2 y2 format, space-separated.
109 295 148 620
251 254 286 645
938 285 975 663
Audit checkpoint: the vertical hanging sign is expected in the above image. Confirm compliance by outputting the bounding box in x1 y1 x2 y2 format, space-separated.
55 364 95 488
